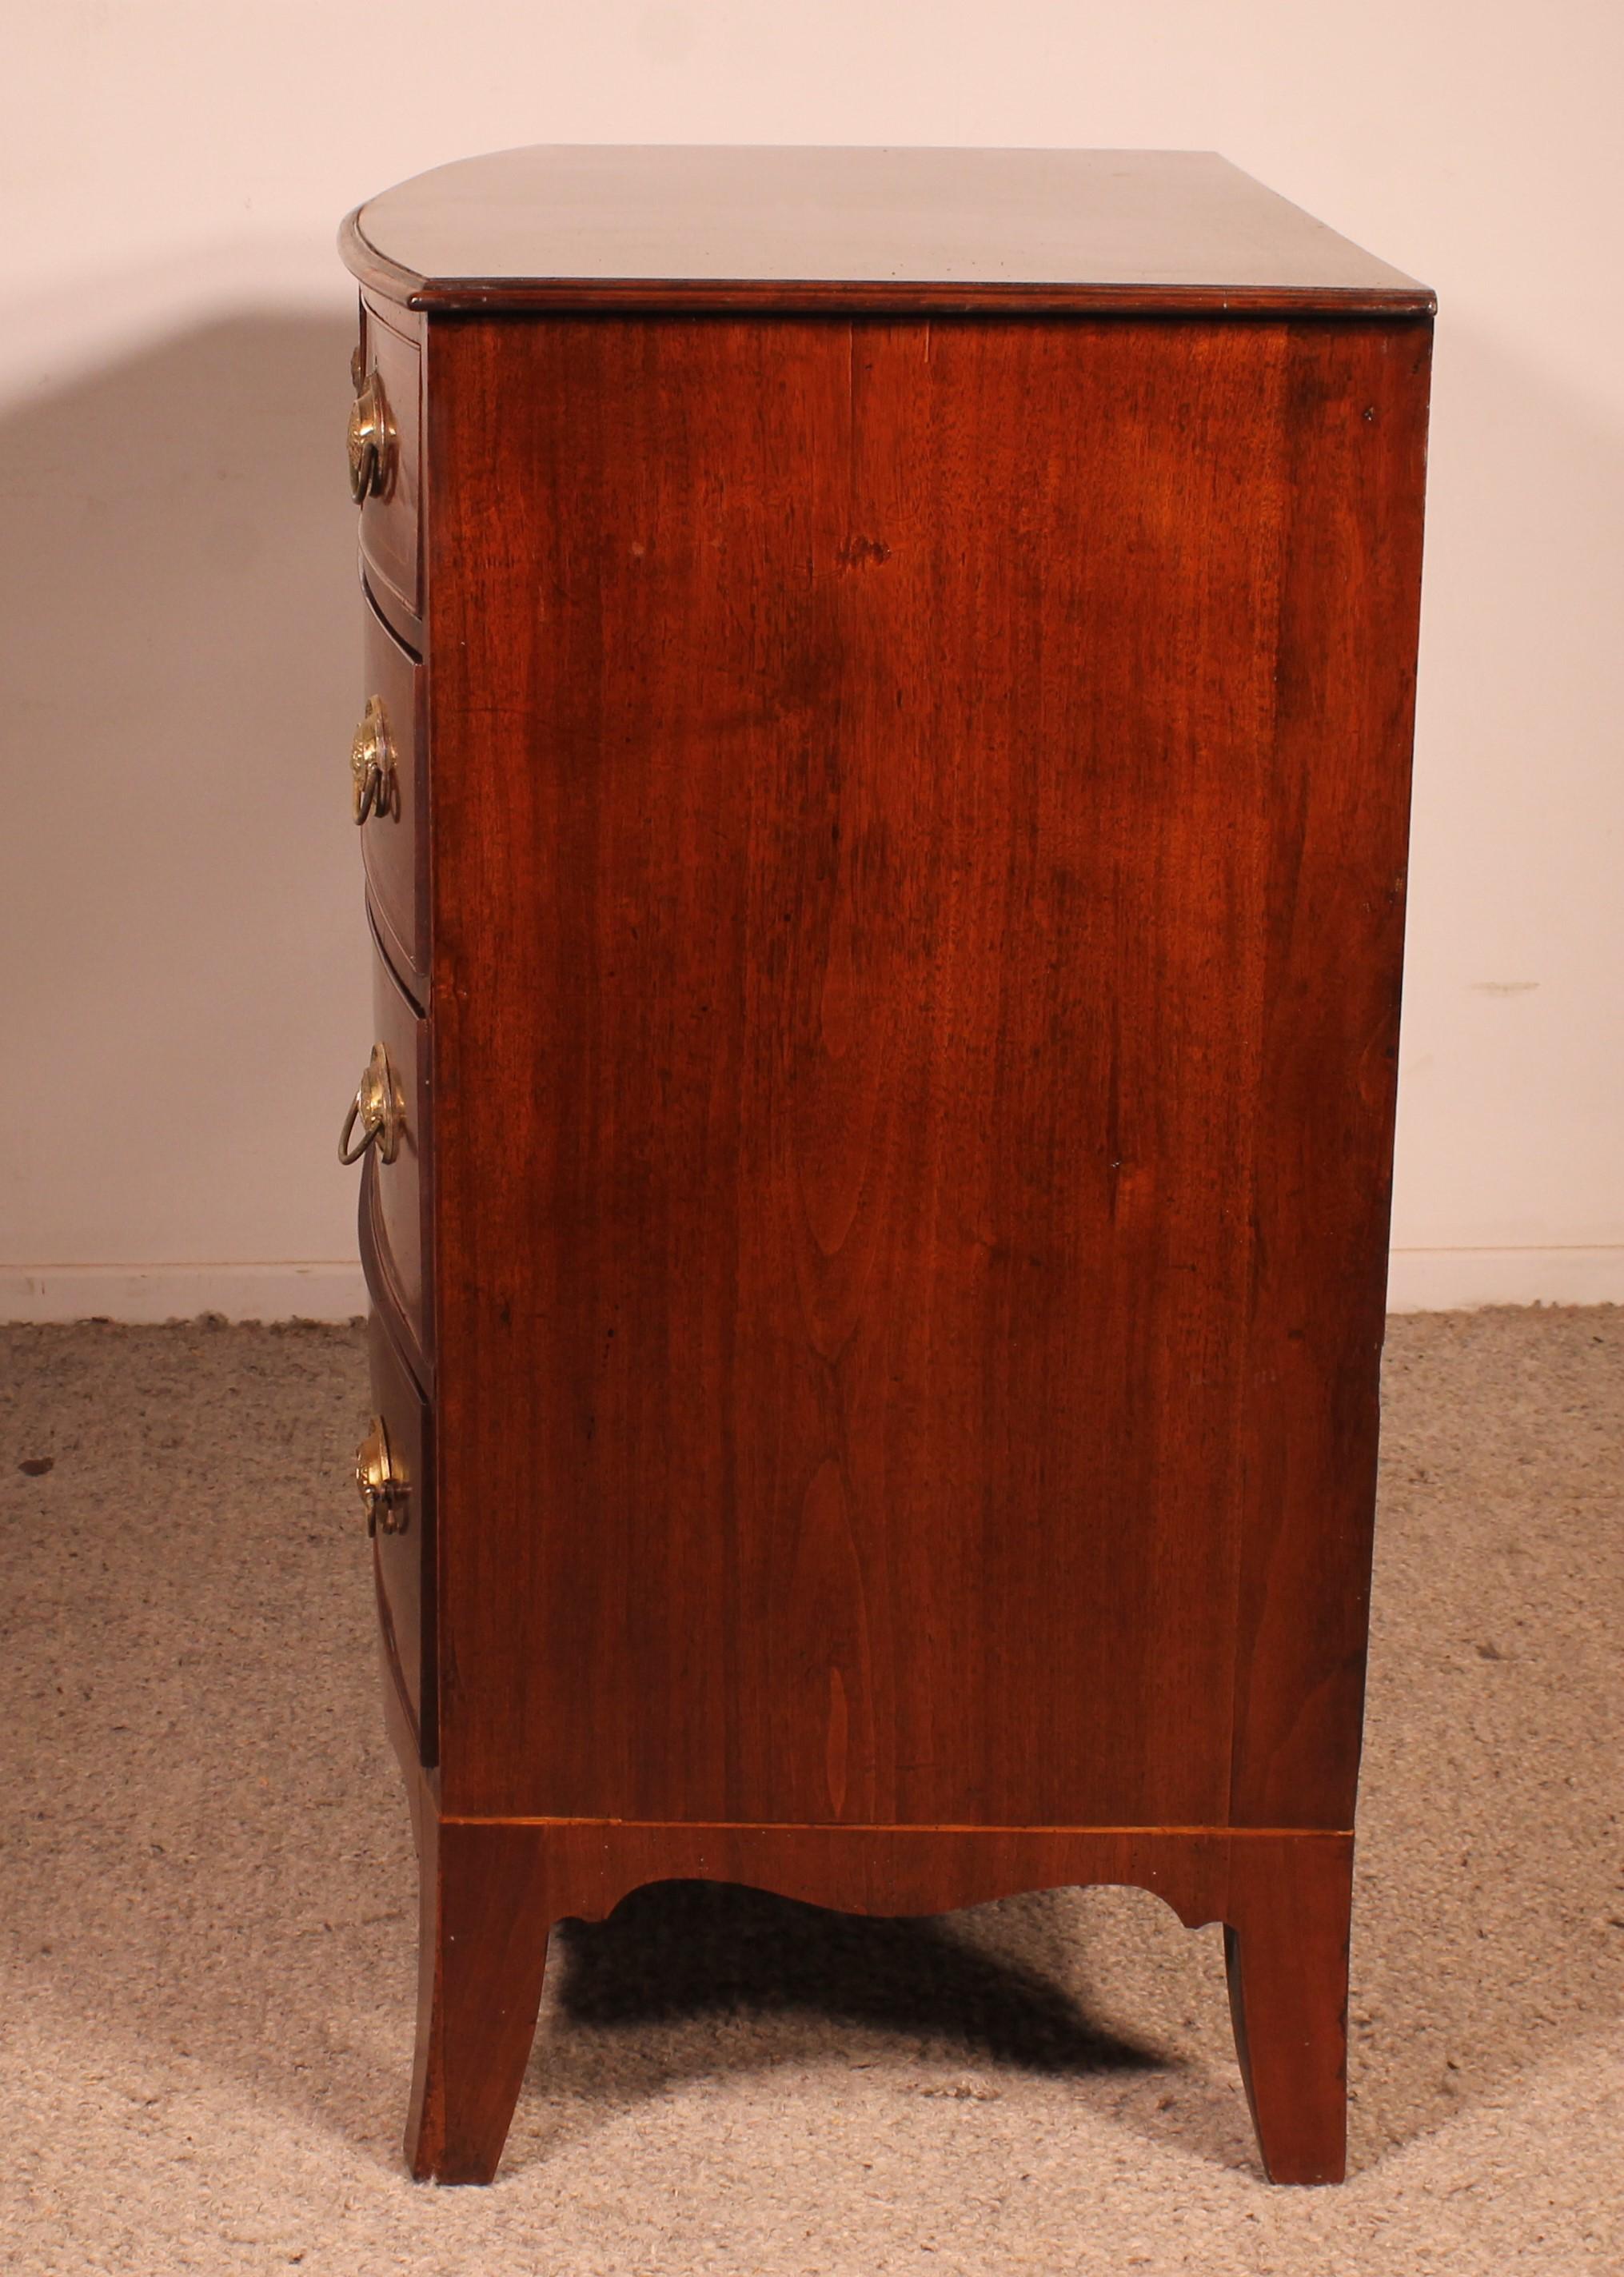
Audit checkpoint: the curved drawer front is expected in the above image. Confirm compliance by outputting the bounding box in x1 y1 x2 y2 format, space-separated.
364 1306 436 1760
359 925 431 1370
353 298 421 618
357 591 426 1000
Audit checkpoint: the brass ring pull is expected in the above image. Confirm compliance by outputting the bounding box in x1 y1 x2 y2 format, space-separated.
351 696 396 823
338 1042 405 1166
347 369 395 503
355 1416 409 1536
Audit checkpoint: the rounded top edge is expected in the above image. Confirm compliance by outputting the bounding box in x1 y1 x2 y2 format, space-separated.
338 146 1433 316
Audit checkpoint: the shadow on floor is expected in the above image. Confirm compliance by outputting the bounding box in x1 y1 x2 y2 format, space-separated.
555 1879 1163 2074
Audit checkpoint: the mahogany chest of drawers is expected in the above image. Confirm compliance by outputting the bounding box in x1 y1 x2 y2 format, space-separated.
336 146 1432 2186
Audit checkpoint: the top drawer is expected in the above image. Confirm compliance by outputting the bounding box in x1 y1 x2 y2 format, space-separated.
349 299 421 616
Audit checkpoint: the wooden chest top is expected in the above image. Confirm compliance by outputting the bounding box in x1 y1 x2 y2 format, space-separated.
341 145 1433 315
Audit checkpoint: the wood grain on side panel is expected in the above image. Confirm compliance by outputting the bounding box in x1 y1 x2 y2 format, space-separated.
1227 319 1431 1828
426 314 1323 1829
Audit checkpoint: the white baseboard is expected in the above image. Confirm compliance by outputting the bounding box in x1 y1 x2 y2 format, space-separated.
0 1262 366 1324
2 1250 1619 1325
1385 1246 1624 1311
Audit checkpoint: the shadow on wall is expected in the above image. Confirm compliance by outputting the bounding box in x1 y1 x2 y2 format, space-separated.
0 316 370 1269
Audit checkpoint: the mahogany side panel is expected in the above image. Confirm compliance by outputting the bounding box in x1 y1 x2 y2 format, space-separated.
417 312 1428 1833
1227 320 1432 1828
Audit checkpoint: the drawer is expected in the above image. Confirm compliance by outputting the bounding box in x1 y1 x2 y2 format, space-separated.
354 589 427 1001
342 921 432 1374
360 1306 436 1760
349 297 421 616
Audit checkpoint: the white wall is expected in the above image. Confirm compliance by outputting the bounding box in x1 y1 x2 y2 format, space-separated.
2 1 1620 1318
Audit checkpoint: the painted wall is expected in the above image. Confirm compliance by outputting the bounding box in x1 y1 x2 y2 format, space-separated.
2 1 1620 1316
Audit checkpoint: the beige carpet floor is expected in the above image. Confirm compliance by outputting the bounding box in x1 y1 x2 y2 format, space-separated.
1 1309 1619 2275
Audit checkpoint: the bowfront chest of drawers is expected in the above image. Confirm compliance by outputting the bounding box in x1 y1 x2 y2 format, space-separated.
336 147 1432 2187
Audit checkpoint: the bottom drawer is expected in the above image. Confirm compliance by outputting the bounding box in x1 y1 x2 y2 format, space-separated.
359 1309 437 1763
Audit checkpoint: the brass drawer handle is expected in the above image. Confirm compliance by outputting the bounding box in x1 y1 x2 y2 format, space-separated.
351 695 397 823
347 368 395 503
355 1416 409 1536
338 1042 405 1165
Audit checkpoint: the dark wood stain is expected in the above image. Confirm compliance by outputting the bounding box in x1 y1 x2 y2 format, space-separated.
426 313 1426 1837
358 588 428 1004
337 151 1432 2190
363 915 432 1373
356 299 422 616
365 1303 436 1756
